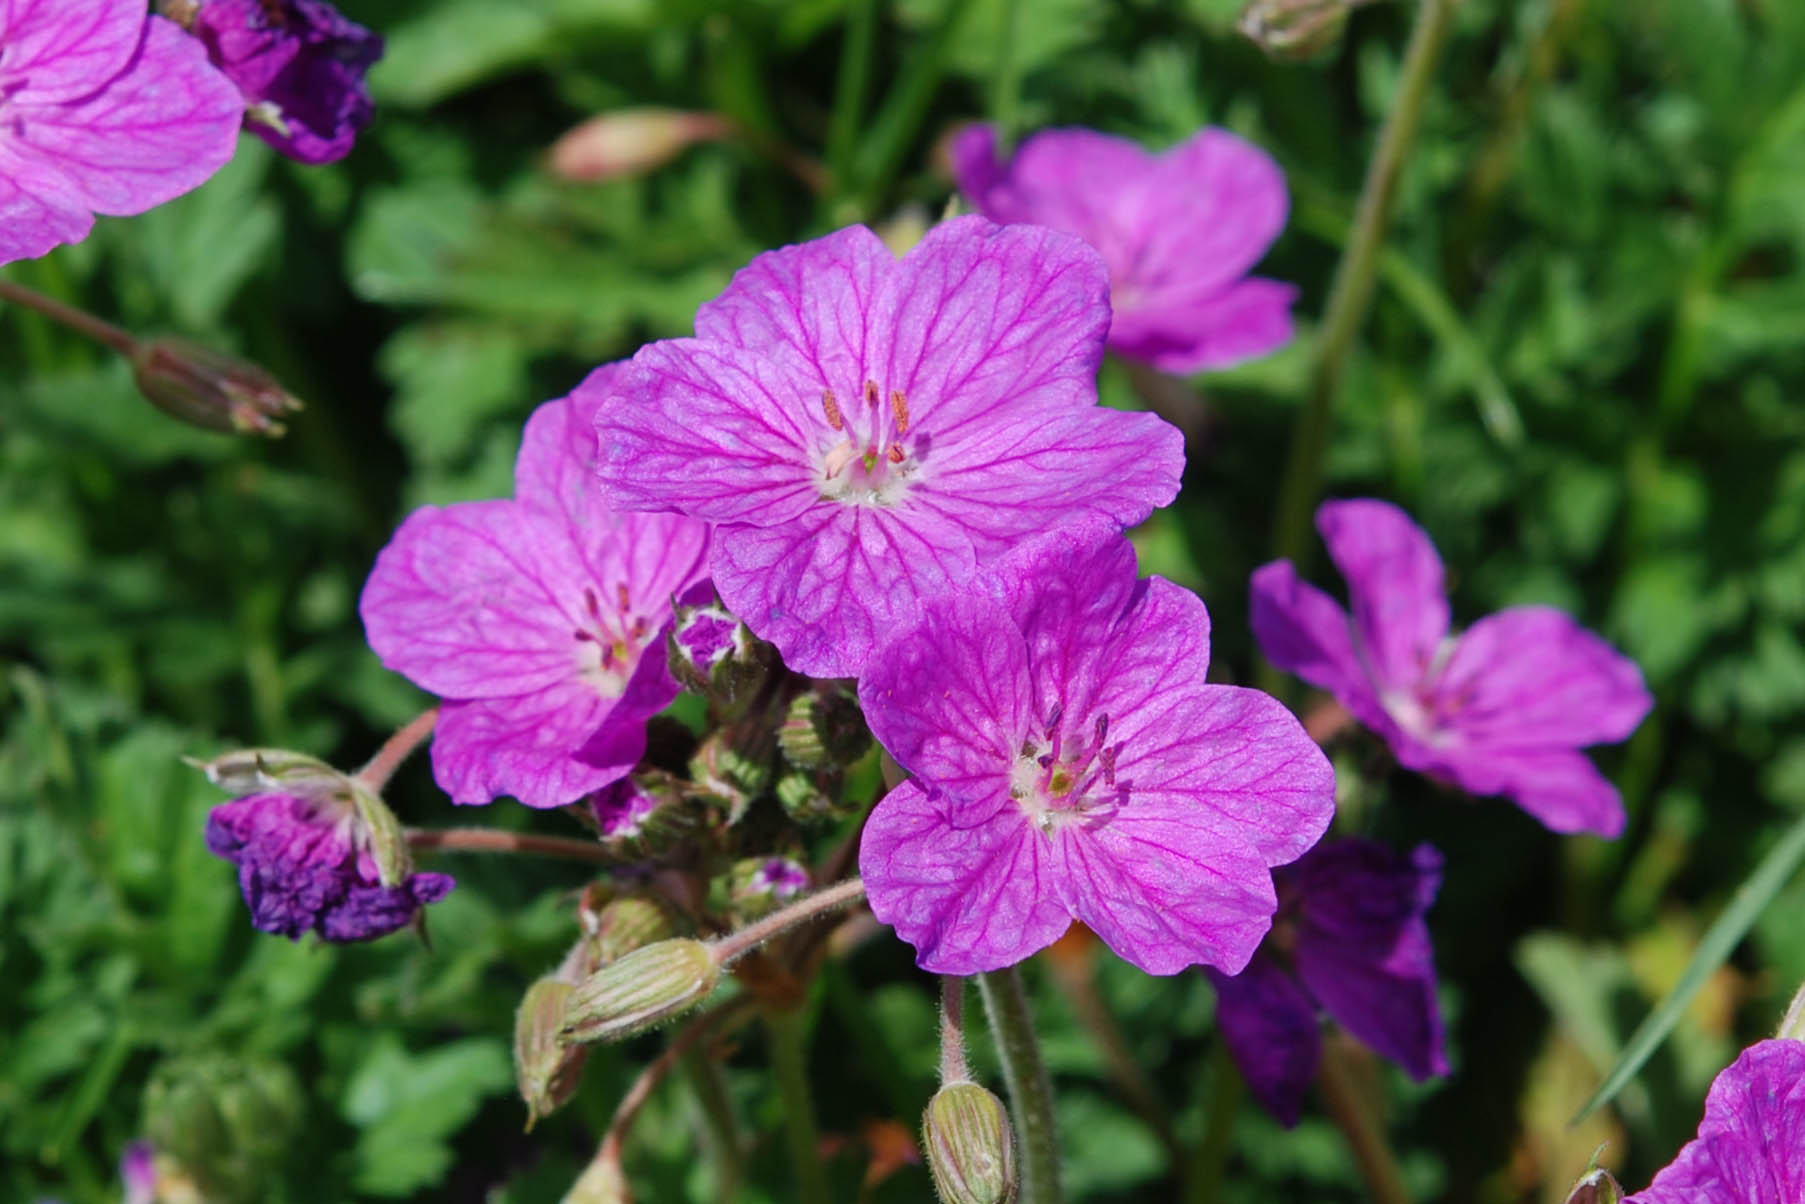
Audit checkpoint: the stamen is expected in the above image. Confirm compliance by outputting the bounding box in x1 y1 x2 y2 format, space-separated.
1099 745 1117 788
617 583 632 613
1094 713 1109 747
887 444 905 464
864 380 879 408
583 587 602 622
1045 703 1064 736
822 389 844 431
890 389 911 435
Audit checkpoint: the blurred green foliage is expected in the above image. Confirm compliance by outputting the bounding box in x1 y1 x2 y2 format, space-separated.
4 0 1805 1200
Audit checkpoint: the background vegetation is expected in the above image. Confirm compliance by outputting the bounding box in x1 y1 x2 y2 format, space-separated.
4 0 1805 1200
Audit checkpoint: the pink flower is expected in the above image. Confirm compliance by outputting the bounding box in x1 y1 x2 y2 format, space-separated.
1251 499 1653 836
360 381 710 808
951 124 1295 374
1627 1039 1805 1203
0 0 243 266
857 528 1334 976
591 217 1184 679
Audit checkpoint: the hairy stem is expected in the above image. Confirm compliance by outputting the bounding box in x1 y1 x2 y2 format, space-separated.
405 827 616 864
0 277 137 356
766 1007 832 1204
1317 1033 1412 1204
978 966 1062 1204
593 999 750 1180
940 975 971 1083
710 877 868 966
353 707 439 792
1266 0 1460 574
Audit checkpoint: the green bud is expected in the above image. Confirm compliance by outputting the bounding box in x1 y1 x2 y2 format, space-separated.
561 939 719 1045
778 688 871 770
142 1054 303 1204
923 1082 1018 1204
775 769 837 824
516 979 591 1128
688 727 774 824
184 747 341 797
1562 1167 1623 1204
1238 0 1352 61
590 892 683 965
131 337 303 437
562 1155 634 1204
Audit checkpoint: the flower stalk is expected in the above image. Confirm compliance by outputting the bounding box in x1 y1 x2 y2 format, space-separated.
708 877 869 966
1317 1033 1412 1204
405 827 619 865
977 967 1062 1204
354 708 440 792
766 1008 832 1204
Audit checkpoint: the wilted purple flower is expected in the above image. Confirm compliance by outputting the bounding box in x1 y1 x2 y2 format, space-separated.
361 386 711 808
858 528 1334 976
1627 1038 1805 1203
1207 839 1448 1126
592 217 1184 679
1251 499 1652 836
187 0 382 164
206 792 453 941
951 124 1295 374
0 0 242 267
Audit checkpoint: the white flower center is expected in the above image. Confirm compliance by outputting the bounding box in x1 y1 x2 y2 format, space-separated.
815 379 921 507
1010 709 1126 837
572 584 648 698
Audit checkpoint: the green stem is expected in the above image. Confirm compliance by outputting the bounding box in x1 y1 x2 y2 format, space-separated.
681 1047 745 1200
1181 1042 1242 1204
1267 0 1460 574
856 0 978 216
989 0 1025 156
766 1007 832 1204
978 966 1062 1204
1318 1034 1412 1204
824 0 880 200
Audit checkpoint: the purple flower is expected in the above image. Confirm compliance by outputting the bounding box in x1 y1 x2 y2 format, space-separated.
1207 839 1448 1126
0 0 243 267
121 1141 157 1204
857 527 1334 976
1627 1039 1805 1203
750 857 809 899
951 124 1295 374
590 776 661 839
361 385 711 808
188 0 381 164
1251 499 1653 836
591 217 1184 679
206 792 453 941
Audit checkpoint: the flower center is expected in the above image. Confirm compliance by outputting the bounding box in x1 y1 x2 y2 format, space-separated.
1010 707 1128 837
816 379 920 507
572 583 650 697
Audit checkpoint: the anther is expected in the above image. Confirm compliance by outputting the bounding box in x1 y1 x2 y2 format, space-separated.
821 389 844 431
617 583 632 613
864 380 879 407
1099 746 1117 788
887 444 905 464
890 389 911 435
1045 702 1064 736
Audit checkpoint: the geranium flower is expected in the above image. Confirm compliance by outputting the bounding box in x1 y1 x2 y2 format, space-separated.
184 0 382 164
206 792 453 941
1627 1038 1805 1203
360 383 710 808
1207 839 1448 1126
0 0 242 266
1251 499 1652 836
857 528 1334 975
951 123 1294 373
591 217 1184 679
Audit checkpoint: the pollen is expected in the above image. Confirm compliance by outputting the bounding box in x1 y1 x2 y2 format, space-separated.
890 389 911 435
822 389 844 431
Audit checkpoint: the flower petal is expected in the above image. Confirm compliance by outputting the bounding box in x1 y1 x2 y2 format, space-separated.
1250 559 1382 719
1630 1040 1805 1204
0 0 143 103
1054 812 1279 975
1317 499 1451 693
858 592 1031 802
859 779 1070 974
1108 277 1297 374
1206 960 1322 1128
1128 129 1290 304
710 502 976 680
1434 605 1652 749
431 683 648 809
7 16 243 219
0 157 91 265
1420 744 1627 837
950 125 1157 263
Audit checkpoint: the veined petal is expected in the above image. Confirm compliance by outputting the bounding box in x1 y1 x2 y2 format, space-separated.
1630 1040 1805 1204
1207 960 1322 1128
858 593 1030 800
1109 277 1296 374
431 684 648 809
859 779 1070 974
710 502 976 680
1434 605 1652 750
0 155 91 265
0 0 143 103
1249 559 1380 717
1317 499 1451 694
1421 743 1627 837
1129 129 1290 302
950 125 1156 264
8 16 242 219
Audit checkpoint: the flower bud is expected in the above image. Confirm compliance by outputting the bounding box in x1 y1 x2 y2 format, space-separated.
588 771 696 859
130 337 304 436
516 978 591 1128
688 727 774 824
588 891 683 966
184 747 340 796
561 939 719 1045
550 108 732 182
778 688 871 770
923 1082 1018 1204
668 597 771 711
775 769 837 824
1562 1167 1623 1204
1238 0 1352 61
562 1155 634 1204
718 856 810 923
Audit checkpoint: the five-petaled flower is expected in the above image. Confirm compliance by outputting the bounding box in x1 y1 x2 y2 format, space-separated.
591 216 1185 679
361 381 710 808
1625 1038 1805 1203
951 123 1295 374
185 0 383 164
206 792 454 942
1251 498 1652 836
0 0 243 267
1207 839 1448 1126
857 527 1335 976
